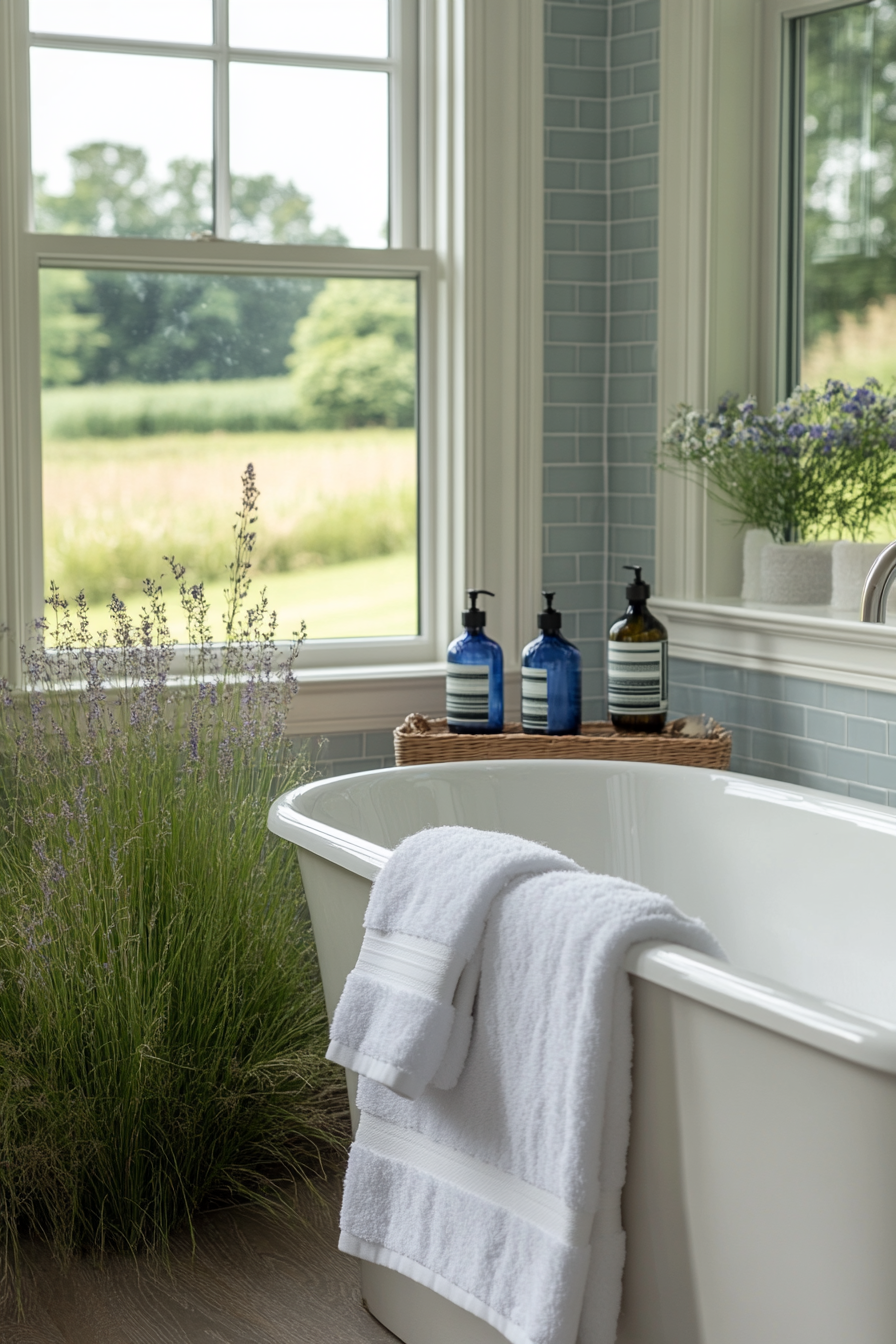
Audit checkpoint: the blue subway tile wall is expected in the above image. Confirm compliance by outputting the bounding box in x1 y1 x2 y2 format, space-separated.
544 0 609 720
670 659 896 807
295 729 396 780
606 0 659 622
544 0 659 720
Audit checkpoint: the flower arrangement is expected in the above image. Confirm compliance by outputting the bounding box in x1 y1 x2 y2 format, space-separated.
0 467 347 1301
661 379 896 543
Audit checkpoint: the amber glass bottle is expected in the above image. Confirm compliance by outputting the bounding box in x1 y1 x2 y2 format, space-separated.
607 565 668 732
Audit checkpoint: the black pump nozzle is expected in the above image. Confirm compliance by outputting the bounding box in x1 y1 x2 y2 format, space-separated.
623 564 650 602
462 589 494 631
538 591 562 635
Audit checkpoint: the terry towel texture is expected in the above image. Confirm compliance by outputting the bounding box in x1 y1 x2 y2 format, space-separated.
326 827 582 1099
337 849 723 1344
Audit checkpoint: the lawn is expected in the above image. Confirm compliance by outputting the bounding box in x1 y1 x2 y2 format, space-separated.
164 551 418 642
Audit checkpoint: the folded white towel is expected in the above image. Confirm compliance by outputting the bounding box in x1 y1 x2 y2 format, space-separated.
339 866 723 1344
326 827 582 1099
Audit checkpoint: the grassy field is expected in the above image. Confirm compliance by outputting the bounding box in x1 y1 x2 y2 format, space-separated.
803 294 896 388
42 377 300 438
42 425 418 641
163 552 418 642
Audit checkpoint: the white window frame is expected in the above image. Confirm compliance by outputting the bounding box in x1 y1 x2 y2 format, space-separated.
654 0 896 693
0 0 544 732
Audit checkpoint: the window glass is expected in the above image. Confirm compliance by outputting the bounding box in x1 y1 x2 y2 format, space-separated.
31 49 213 238
229 0 389 58
800 1 896 386
39 270 418 642
29 0 213 45
229 63 389 247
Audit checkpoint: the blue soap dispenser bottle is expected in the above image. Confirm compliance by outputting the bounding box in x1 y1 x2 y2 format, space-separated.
521 592 582 734
446 589 504 734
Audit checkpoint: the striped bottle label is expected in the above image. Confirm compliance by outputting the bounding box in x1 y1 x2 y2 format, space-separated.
521 667 548 731
607 639 668 713
446 664 490 724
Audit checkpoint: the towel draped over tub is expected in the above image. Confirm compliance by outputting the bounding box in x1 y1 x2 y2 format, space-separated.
330 826 722 1344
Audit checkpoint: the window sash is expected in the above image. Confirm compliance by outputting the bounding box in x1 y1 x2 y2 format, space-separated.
27 0 417 247
27 234 436 670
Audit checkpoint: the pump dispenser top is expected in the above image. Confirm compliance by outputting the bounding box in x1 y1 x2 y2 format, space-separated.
461 589 494 631
537 591 562 636
623 565 650 602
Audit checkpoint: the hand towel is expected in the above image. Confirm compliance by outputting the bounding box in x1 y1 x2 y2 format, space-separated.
339 867 723 1344
327 826 582 1099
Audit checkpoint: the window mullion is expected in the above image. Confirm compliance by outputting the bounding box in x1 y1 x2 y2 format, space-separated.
390 0 419 248
213 0 230 239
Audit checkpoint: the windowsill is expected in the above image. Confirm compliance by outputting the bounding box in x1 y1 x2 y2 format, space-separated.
653 597 896 693
285 662 522 736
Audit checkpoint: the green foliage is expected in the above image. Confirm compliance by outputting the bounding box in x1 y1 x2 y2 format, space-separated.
802 4 896 355
35 142 344 248
42 378 300 439
290 279 416 429
39 271 109 388
43 270 324 387
662 381 896 542
0 476 347 1296
36 143 348 386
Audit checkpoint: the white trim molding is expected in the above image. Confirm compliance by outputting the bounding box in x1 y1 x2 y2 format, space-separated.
462 0 543 669
656 0 766 605
654 599 896 693
286 664 522 735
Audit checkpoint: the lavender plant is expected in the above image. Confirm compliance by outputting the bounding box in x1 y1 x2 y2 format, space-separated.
661 379 896 542
0 466 346 1302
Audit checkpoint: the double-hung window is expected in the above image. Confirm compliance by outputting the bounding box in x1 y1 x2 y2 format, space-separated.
0 1 544 721
5 0 428 667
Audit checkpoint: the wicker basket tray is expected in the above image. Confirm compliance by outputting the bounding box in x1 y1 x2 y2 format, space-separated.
394 713 732 769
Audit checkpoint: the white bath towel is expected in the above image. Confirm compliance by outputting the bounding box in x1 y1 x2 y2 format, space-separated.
326 827 582 1099
339 867 723 1344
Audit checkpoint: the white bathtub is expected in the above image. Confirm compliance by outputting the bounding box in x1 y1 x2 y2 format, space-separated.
268 760 896 1344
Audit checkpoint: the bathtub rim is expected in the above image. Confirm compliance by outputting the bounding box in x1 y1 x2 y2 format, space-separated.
268 761 896 1077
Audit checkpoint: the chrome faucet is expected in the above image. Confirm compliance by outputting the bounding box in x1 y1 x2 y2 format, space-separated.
861 541 896 622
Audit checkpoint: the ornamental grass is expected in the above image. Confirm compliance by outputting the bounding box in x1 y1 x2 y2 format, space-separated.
0 466 348 1303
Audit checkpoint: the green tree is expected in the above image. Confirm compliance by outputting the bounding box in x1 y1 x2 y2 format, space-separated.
35 143 206 238
803 4 896 354
39 269 109 387
289 279 416 428
36 143 348 385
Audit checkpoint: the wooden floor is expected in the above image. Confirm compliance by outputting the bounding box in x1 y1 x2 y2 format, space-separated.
0 1175 397 1344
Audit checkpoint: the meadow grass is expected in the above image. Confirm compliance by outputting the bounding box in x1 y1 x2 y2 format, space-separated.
802 294 896 389
0 490 349 1302
42 427 417 621
42 377 300 438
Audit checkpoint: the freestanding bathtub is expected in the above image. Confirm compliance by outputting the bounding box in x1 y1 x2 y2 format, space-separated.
268 759 896 1344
